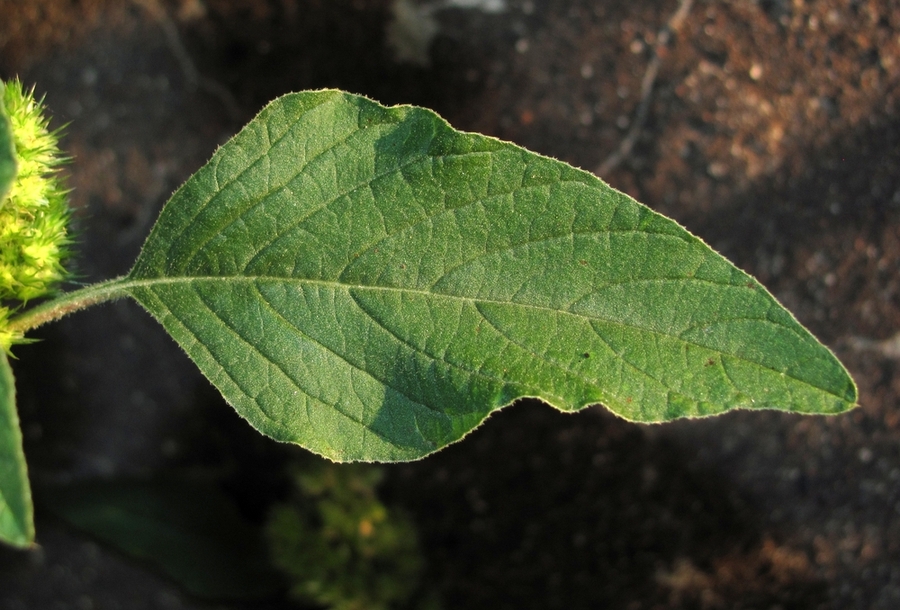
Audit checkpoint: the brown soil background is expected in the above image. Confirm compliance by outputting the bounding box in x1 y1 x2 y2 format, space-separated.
1 0 899 608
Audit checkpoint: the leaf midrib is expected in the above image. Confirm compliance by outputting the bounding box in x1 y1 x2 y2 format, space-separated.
120 275 847 403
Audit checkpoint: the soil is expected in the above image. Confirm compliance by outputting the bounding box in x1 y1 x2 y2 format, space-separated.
1 0 899 608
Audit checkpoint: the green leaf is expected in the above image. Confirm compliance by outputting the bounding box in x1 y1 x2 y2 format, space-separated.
45 478 282 600
0 82 16 203
123 89 857 462
0 350 34 547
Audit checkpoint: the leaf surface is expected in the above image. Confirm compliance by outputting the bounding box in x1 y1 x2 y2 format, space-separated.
0 351 33 547
0 83 33 548
124 90 857 461
0 84 16 203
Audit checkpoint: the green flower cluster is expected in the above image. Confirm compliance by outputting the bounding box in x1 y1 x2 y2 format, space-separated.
0 78 72 351
266 461 433 610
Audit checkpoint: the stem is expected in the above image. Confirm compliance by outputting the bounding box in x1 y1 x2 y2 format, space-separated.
7 277 133 334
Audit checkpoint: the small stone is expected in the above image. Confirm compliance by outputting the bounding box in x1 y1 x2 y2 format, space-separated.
707 161 728 178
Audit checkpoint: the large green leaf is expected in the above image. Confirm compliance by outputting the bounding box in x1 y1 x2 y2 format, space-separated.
0 82 33 548
0 351 34 547
0 83 33 549
123 90 857 462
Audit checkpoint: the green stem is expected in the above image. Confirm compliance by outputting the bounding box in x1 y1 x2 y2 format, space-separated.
7 277 133 334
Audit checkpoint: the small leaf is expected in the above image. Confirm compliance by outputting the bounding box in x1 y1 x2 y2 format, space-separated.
45 478 282 600
0 83 16 203
0 350 34 547
124 90 857 462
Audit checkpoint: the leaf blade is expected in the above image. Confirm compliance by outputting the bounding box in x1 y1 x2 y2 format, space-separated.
0 350 34 547
125 90 857 461
0 81 16 203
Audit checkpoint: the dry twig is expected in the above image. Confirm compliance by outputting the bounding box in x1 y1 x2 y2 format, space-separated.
130 0 242 121
596 0 694 176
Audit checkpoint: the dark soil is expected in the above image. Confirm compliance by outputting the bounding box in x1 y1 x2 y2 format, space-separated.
1 1 899 608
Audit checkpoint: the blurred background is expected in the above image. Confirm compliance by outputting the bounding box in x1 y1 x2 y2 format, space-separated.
1 1 898 608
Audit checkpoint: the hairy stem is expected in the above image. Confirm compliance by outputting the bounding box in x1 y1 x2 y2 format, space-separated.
7 278 133 334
